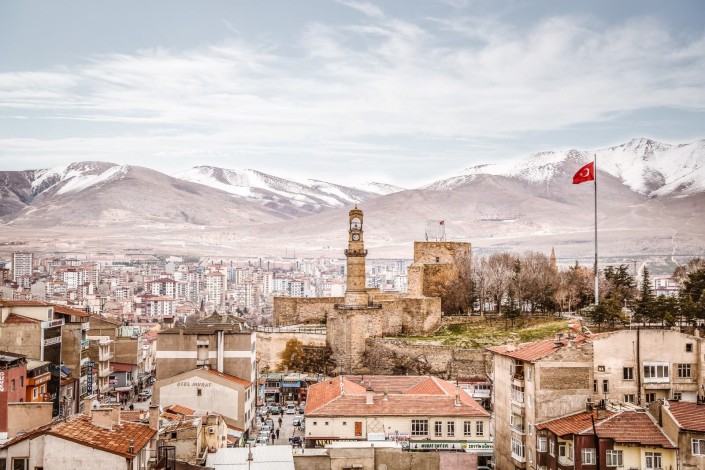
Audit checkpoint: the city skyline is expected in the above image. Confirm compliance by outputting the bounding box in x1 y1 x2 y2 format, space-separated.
1 0 704 186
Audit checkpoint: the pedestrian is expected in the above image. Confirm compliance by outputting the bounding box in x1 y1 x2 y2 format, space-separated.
129 403 134 411
278 416 282 427
276 428 280 439
270 432 274 444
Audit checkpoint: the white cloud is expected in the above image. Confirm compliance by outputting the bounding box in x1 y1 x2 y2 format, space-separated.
0 12 703 184
335 0 385 19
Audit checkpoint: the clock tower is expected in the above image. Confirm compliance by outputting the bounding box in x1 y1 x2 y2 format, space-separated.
344 206 368 306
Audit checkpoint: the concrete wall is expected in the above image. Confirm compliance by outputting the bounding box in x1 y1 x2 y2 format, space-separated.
44 434 127 469
274 297 342 326
293 447 480 470
6 402 52 438
256 331 327 372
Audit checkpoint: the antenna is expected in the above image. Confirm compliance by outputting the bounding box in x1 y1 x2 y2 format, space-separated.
425 220 446 242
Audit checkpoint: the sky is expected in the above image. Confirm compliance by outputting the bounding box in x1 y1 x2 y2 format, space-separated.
1 0 704 187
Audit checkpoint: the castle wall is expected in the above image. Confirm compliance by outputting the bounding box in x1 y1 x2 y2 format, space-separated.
413 241 471 263
273 297 342 326
363 338 491 379
256 331 327 372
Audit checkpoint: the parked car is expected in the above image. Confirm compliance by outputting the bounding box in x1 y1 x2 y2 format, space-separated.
270 406 281 415
265 418 274 428
293 415 303 426
286 404 296 414
256 435 269 446
261 425 272 435
138 390 151 400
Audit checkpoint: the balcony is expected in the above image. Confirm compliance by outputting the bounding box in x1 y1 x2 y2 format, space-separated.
98 367 114 378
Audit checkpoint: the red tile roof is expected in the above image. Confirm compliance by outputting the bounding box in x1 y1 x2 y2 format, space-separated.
48 414 156 457
306 375 489 418
205 368 252 388
581 411 675 448
0 300 51 307
665 400 705 432
537 410 614 437
4 314 41 324
487 336 587 361
111 362 137 372
54 304 90 317
164 404 196 416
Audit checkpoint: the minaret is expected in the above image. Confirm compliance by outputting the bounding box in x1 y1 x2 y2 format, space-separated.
344 206 368 306
550 247 558 272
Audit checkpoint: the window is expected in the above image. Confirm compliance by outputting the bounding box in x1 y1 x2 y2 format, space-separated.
624 394 635 403
197 388 202 396
19 377 24 388
549 439 555 456
447 421 455 437
33 388 38 399
558 442 573 461
11 459 27 470
475 421 484 436
686 343 693 352
644 363 669 383
673 392 682 400
597 365 605 372
11 379 15 392
411 419 428 436
646 392 656 403
602 380 609 393
623 367 634 380
526 368 533 381
678 363 692 378
581 448 596 465
342 421 347 426
528 423 534 436
511 414 524 433
593 380 597 393
511 384 524 403
645 451 662 469
692 438 705 455
463 421 472 437
434 421 442 437
606 449 623 467
537 437 547 452
0 459 5 470
511 436 525 459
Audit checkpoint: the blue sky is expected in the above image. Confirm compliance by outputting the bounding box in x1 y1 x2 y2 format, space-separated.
1 0 703 187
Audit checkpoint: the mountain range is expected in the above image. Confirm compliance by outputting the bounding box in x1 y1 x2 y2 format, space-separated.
1 138 703 261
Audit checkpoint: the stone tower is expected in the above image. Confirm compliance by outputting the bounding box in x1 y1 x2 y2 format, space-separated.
550 247 558 272
344 207 368 306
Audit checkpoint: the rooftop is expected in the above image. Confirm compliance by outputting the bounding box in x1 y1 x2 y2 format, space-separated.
487 335 587 362
665 400 705 433
580 411 675 449
537 410 614 437
306 375 489 418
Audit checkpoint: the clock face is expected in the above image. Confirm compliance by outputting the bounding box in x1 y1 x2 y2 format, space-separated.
352 233 360 241
351 217 361 230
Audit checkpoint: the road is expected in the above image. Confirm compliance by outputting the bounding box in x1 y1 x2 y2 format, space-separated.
255 409 304 446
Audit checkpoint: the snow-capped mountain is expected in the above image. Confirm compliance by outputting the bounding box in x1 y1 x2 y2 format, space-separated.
426 138 705 197
173 166 403 215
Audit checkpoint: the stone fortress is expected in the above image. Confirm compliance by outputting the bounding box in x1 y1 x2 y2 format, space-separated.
274 207 471 373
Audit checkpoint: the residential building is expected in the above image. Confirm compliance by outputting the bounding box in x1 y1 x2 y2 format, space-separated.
488 335 594 470
53 305 91 402
0 352 27 434
11 253 32 284
304 375 492 467
591 329 704 405
0 301 65 417
0 405 158 469
537 407 677 470
25 360 51 403
87 336 114 397
649 399 705 468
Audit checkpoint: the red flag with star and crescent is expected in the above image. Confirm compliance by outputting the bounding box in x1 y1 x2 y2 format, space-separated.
572 162 595 184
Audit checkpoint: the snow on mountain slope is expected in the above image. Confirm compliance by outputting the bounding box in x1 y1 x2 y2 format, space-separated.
173 166 394 213
427 138 705 197
29 161 128 196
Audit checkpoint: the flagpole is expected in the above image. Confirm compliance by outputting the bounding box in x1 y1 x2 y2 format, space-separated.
594 154 599 305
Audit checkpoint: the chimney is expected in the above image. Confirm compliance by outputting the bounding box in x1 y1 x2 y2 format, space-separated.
506 339 517 352
586 399 593 412
108 404 121 425
554 333 564 346
128 439 135 454
91 408 114 430
455 385 461 407
366 381 374 405
83 395 97 417
149 404 160 431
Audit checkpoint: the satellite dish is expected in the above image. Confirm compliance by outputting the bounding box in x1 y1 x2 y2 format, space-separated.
91 400 100 409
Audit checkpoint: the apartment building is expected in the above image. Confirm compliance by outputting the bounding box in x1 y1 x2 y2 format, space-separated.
649 399 705 468
591 330 704 405
488 335 594 470
11 253 33 283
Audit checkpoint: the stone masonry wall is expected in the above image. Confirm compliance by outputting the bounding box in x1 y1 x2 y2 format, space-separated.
414 241 471 264
363 338 491 379
273 297 342 326
256 331 327 372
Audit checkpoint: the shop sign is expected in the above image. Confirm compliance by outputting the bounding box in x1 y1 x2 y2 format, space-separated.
43 336 62 347
282 381 300 388
41 319 65 329
410 441 468 450
367 432 386 441
86 362 94 394
465 441 494 451
0 372 4 392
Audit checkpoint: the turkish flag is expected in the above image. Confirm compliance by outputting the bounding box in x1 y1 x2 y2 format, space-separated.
572 162 595 184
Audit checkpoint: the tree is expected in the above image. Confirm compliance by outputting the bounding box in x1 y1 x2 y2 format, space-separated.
635 267 655 324
603 264 637 308
587 297 626 332
485 253 517 315
278 338 305 371
680 267 705 323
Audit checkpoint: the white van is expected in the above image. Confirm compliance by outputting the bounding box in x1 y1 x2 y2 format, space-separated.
286 404 296 414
